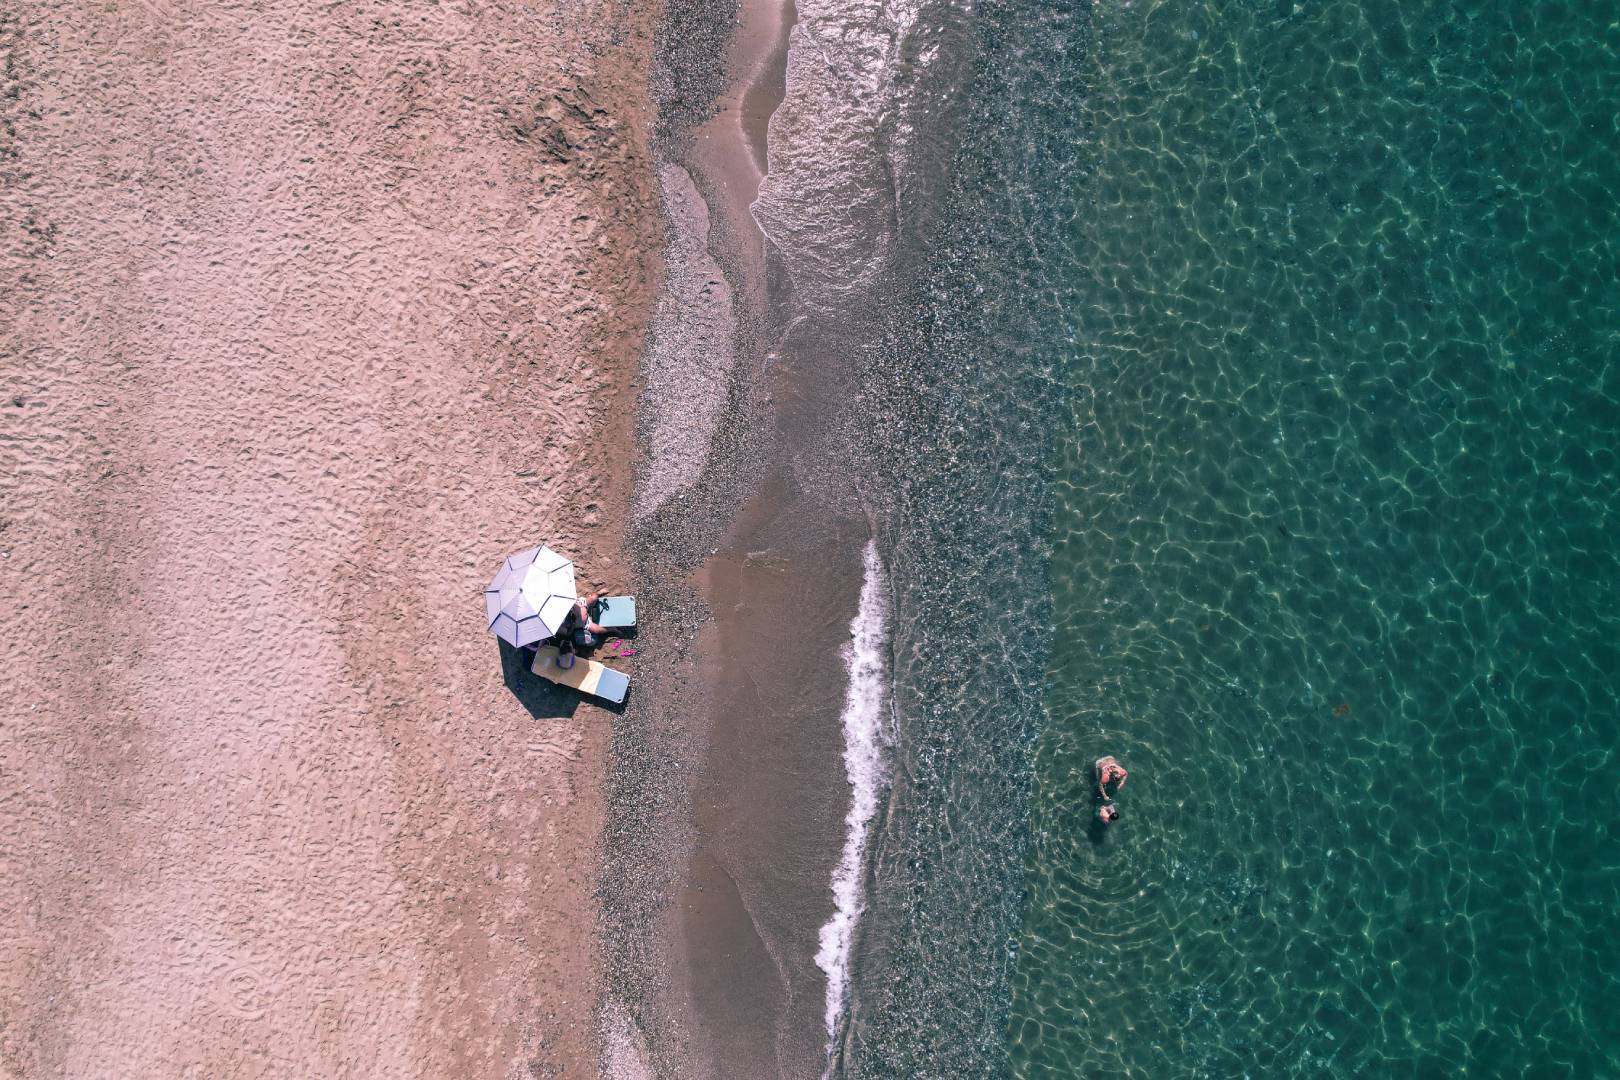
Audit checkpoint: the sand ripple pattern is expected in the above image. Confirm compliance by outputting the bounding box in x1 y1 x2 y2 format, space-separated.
0 1 656 1077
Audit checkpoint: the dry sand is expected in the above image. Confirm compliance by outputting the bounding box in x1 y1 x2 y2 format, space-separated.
0 1 659 1076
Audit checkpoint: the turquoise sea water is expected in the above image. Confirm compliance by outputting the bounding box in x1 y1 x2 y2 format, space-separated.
816 0 1616 1074
833 3 1082 1073
1005 1 1620 1077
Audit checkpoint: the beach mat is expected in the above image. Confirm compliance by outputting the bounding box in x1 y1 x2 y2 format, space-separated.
530 645 629 704
592 595 636 629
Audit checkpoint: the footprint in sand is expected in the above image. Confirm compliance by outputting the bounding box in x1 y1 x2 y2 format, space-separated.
221 964 270 1020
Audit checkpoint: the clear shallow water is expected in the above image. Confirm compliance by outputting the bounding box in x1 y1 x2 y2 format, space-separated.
1007 1 1620 1077
828 5 1086 1075
776 0 1618 1074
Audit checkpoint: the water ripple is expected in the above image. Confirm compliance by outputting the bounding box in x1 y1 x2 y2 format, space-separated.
1009 0 1620 1075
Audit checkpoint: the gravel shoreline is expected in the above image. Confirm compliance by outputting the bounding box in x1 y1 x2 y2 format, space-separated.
595 0 782 1072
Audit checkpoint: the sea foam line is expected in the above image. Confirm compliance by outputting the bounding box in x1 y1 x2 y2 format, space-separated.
817 538 892 1072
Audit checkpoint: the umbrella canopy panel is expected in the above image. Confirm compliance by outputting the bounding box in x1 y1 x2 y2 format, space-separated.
485 545 578 647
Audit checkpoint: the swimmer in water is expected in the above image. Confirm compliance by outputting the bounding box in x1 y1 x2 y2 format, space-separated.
1097 804 1120 825
1095 755 1128 799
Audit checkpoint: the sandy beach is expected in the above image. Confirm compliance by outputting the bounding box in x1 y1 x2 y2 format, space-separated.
0 1 658 1076
6 0 1602 1076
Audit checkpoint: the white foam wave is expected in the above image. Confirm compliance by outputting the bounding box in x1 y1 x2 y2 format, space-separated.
817 538 892 1072
752 0 922 312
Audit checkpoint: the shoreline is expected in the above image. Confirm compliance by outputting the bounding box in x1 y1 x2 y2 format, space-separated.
597 0 790 1066
600 0 889 1074
625 0 1039 1072
1 2 661 1076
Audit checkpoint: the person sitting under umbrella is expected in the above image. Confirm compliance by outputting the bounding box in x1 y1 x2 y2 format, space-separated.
557 588 611 651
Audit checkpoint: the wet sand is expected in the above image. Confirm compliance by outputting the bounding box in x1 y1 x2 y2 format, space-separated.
676 483 865 1079
598 0 874 1074
0 2 658 1076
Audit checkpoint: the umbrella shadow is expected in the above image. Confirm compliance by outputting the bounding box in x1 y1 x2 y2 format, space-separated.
497 640 582 721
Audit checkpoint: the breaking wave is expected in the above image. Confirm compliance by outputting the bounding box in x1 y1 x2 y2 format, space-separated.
816 538 891 1072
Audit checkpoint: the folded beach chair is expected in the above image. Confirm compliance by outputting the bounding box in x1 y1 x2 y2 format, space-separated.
591 595 637 629
530 645 629 705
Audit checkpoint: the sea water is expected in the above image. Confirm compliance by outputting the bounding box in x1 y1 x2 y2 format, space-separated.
1006 1 1620 1075
810 0 1618 1076
821 5 1084 1074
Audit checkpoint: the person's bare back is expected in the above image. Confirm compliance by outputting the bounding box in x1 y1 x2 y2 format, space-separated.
1095 755 1128 798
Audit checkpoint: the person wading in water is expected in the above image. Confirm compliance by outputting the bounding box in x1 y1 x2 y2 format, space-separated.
1093 755 1128 829
1095 755 1128 799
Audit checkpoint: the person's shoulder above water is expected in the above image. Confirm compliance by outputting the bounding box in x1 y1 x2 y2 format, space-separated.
1095 754 1128 797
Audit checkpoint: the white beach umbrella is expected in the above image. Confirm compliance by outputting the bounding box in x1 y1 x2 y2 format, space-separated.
484 545 578 647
